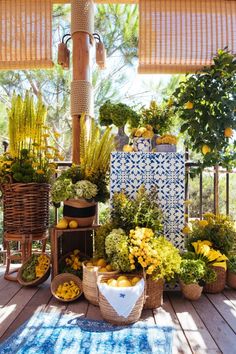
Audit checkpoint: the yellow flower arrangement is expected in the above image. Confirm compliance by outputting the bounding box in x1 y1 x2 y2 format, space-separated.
35 254 50 278
156 134 177 145
191 240 228 270
65 249 82 271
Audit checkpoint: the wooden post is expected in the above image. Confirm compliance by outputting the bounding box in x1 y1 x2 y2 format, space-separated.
71 1 93 164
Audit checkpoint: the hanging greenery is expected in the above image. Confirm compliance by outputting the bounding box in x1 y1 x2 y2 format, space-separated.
173 49 236 171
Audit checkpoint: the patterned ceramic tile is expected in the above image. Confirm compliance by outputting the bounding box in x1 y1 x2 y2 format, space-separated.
110 152 185 250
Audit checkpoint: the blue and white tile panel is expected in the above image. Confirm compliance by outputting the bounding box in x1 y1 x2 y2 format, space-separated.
110 152 185 250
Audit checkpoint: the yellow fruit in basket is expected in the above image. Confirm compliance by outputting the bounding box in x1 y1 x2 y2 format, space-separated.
56 219 68 229
117 279 132 287
131 277 141 286
86 262 93 267
99 267 107 272
107 279 118 287
106 264 113 272
117 275 128 281
142 130 154 139
97 258 107 267
69 220 78 229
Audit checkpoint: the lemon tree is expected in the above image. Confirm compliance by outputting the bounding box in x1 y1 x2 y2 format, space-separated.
173 49 236 170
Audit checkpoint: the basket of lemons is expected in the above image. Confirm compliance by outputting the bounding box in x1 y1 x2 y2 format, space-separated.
97 274 145 325
51 273 83 302
17 253 50 286
82 258 119 306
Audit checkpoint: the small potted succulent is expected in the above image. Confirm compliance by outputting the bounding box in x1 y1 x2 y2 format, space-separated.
179 259 206 300
227 255 236 289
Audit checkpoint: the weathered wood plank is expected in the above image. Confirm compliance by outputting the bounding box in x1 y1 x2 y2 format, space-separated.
0 286 38 339
223 288 236 308
86 303 104 321
206 292 236 333
153 293 192 354
67 295 89 317
141 309 155 323
1 281 52 342
192 294 236 354
0 280 22 307
169 292 221 354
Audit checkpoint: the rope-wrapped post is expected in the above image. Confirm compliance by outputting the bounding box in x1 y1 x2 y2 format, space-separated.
71 0 94 164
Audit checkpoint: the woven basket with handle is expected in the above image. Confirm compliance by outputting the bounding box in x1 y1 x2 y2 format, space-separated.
51 273 83 302
1 182 50 235
204 266 226 293
144 277 164 309
82 261 118 306
97 273 145 325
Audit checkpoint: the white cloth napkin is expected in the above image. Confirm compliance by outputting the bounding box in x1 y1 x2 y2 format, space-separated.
97 278 145 318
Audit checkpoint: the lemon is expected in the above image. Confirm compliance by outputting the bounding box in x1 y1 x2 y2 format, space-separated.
224 127 233 138
117 279 132 287
69 220 78 229
56 219 68 229
106 264 113 272
99 267 107 272
107 279 118 287
123 145 133 153
97 258 107 267
86 262 93 267
202 144 211 155
131 276 141 286
184 101 194 109
117 275 128 281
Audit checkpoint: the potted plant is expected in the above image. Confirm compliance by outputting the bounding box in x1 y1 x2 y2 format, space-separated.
179 259 206 300
156 134 178 152
99 100 139 151
173 49 236 171
185 213 236 256
51 114 114 227
227 255 236 289
129 125 154 152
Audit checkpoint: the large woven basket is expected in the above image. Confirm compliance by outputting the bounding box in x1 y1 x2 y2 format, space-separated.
204 266 226 294
82 261 118 306
226 271 236 289
180 280 203 301
63 199 97 227
97 274 145 325
51 273 83 302
1 183 50 235
17 253 51 287
144 277 164 309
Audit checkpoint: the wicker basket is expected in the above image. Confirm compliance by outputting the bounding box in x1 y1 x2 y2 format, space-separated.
82 261 118 306
17 253 51 286
180 280 203 301
204 266 226 293
63 199 97 227
1 183 50 235
97 274 145 325
227 271 236 289
51 273 83 302
144 277 164 309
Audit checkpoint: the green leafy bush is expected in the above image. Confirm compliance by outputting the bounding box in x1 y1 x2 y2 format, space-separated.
105 228 131 272
228 255 236 274
179 259 206 285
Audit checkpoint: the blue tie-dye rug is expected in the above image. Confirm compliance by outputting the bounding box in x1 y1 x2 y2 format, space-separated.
0 311 173 354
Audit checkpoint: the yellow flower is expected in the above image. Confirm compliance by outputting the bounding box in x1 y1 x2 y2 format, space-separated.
36 169 45 175
198 220 208 227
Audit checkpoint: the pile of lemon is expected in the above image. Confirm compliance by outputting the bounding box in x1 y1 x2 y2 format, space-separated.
55 280 80 300
56 218 78 229
85 258 114 272
104 275 141 287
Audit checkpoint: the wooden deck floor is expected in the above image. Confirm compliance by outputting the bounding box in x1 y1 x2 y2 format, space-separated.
0 266 236 354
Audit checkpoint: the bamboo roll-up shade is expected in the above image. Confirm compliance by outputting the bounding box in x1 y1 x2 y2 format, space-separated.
138 0 236 74
52 0 138 3
0 0 53 70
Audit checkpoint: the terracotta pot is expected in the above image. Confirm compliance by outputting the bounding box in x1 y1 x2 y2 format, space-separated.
180 280 203 300
204 266 226 294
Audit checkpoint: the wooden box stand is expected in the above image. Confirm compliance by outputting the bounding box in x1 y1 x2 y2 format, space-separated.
50 225 100 279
